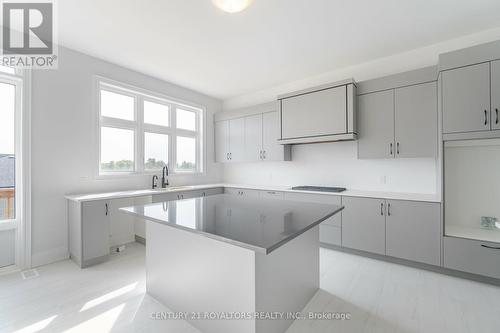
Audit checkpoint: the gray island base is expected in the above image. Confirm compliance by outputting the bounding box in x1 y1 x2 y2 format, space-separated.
120 194 343 333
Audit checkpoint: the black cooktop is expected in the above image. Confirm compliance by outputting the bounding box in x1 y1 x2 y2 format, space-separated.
291 186 346 193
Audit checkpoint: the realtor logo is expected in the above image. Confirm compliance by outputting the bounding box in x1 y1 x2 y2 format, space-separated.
1 0 57 68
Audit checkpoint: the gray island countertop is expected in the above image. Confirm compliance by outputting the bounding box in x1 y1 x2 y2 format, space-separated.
120 193 343 254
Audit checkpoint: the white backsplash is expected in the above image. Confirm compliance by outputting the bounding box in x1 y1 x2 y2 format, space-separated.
223 141 438 194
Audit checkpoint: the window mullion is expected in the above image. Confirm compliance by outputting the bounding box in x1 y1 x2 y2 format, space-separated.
171 106 177 173
136 95 144 173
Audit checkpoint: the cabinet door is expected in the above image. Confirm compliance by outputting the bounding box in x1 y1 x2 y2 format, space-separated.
281 85 347 139
357 90 395 159
262 111 283 161
228 118 245 162
152 192 177 203
244 114 263 161
109 198 135 247
320 225 341 246
386 200 441 265
82 200 110 261
395 82 437 158
214 120 229 162
341 197 386 255
491 60 500 130
283 192 341 227
442 62 490 133
259 190 284 200
224 187 260 198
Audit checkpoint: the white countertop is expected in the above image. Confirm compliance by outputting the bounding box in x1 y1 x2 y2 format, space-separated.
66 183 441 203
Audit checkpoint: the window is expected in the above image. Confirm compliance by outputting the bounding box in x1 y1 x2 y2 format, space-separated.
0 81 16 221
97 79 203 175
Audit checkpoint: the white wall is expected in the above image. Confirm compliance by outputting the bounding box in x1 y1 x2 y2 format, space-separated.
223 141 437 194
30 47 223 267
224 26 500 110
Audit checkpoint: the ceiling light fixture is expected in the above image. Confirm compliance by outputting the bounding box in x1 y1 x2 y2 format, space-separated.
212 0 253 13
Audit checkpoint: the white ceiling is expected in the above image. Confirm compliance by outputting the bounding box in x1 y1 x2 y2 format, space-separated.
59 0 500 101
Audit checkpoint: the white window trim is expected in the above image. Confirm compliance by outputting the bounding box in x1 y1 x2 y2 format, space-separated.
94 76 205 178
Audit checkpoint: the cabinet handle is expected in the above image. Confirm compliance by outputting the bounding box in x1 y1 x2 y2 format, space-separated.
259 150 263 160
380 203 384 216
202 192 206 197
230 152 232 160
105 203 108 216
226 152 229 160
389 143 393 155
481 244 500 250
267 191 276 195
496 108 499 125
263 150 266 159
484 110 488 126
387 203 391 216
396 142 400 155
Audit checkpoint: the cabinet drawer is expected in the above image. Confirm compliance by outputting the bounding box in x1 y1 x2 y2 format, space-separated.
283 192 341 227
260 190 284 200
444 236 500 279
320 225 341 246
224 187 260 198
152 192 177 203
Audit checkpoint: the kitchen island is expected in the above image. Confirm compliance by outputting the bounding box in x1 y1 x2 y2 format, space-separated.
120 193 343 333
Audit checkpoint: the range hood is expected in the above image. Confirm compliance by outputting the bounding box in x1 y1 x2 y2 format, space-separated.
277 79 357 145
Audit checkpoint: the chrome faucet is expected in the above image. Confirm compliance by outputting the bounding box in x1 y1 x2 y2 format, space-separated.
161 166 169 188
152 175 159 189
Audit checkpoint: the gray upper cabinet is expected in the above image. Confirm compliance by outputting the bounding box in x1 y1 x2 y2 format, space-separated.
244 114 263 161
491 59 500 130
215 120 229 162
215 105 291 163
277 80 357 144
442 62 491 134
358 90 395 159
341 196 386 255
262 111 284 161
385 200 441 266
228 118 245 162
358 82 438 159
394 82 438 158
281 85 347 139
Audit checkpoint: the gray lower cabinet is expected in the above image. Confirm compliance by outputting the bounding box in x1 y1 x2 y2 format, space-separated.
283 192 342 246
69 188 224 268
358 90 395 159
442 62 491 134
385 200 441 265
341 196 386 255
75 199 110 267
319 225 341 246
152 188 223 203
444 237 500 279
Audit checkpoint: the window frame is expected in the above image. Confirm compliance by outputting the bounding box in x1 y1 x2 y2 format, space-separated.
95 77 205 177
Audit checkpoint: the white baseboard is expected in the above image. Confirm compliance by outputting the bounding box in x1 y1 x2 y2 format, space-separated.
31 246 69 268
